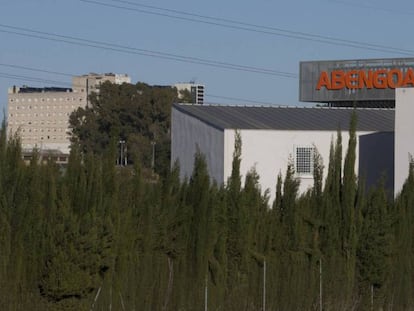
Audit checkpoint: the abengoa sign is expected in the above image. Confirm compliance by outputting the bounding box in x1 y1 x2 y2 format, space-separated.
299 58 414 103
316 68 414 90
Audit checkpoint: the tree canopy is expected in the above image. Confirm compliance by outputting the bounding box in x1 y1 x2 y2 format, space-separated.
2 101 413 310
69 81 187 176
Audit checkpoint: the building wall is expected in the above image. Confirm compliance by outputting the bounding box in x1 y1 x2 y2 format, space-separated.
395 88 414 196
172 106 394 204
174 83 204 104
171 108 224 182
359 132 394 195
224 129 377 203
8 73 131 155
72 73 131 104
7 90 86 154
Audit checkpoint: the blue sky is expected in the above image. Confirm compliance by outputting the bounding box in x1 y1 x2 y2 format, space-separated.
1 0 414 117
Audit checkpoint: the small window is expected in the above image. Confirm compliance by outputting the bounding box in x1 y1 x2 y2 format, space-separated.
295 146 314 175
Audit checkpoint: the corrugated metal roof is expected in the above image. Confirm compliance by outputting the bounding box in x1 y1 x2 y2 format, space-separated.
173 103 395 131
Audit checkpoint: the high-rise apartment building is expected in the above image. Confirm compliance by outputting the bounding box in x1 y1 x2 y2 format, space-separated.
174 82 205 104
7 73 130 160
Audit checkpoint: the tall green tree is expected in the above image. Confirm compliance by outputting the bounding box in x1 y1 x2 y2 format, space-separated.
341 111 358 300
69 81 179 176
357 181 391 309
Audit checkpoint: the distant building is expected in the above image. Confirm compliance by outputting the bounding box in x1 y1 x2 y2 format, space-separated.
72 73 131 105
7 73 130 160
174 83 205 104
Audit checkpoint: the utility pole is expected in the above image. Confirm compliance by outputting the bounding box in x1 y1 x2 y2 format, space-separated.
119 140 125 166
319 258 323 311
89 286 101 311
371 284 374 311
151 141 156 173
263 258 266 311
204 274 208 311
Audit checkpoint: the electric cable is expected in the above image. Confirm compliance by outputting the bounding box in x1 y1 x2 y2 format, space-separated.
0 24 297 78
80 0 414 55
0 67 279 105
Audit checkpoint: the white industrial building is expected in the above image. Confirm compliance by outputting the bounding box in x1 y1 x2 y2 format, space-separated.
171 104 394 202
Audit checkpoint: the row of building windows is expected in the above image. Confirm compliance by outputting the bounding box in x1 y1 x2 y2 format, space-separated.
10 120 68 124
10 97 84 103
21 135 70 141
9 112 70 117
15 128 68 133
9 105 79 110
23 154 68 163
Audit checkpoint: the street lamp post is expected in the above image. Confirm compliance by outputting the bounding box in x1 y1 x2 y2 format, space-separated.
151 141 156 173
319 258 323 311
263 258 266 311
119 140 125 166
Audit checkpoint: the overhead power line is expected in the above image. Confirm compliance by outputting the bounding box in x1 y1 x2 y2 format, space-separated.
327 0 414 15
0 65 279 105
0 24 297 78
0 63 74 77
81 0 414 56
0 72 71 87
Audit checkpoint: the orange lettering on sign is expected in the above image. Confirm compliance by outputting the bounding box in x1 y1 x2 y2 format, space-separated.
403 68 414 87
331 70 345 90
315 68 414 90
387 69 403 88
373 69 387 89
359 70 374 89
345 70 358 89
316 71 331 90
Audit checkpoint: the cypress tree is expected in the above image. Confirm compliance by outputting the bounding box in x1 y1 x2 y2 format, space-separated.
282 160 300 249
243 168 269 309
391 163 414 308
357 181 391 309
321 134 343 306
225 130 248 300
341 111 358 301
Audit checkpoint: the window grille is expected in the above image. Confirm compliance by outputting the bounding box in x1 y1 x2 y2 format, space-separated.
295 146 314 175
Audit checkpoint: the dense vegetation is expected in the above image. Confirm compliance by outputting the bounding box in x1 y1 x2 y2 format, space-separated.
69 82 191 177
1 83 414 310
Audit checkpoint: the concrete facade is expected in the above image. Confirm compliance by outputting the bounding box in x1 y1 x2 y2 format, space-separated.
7 73 130 156
174 83 205 104
395 88 414 196
7 87 85 155
72 73 131 105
